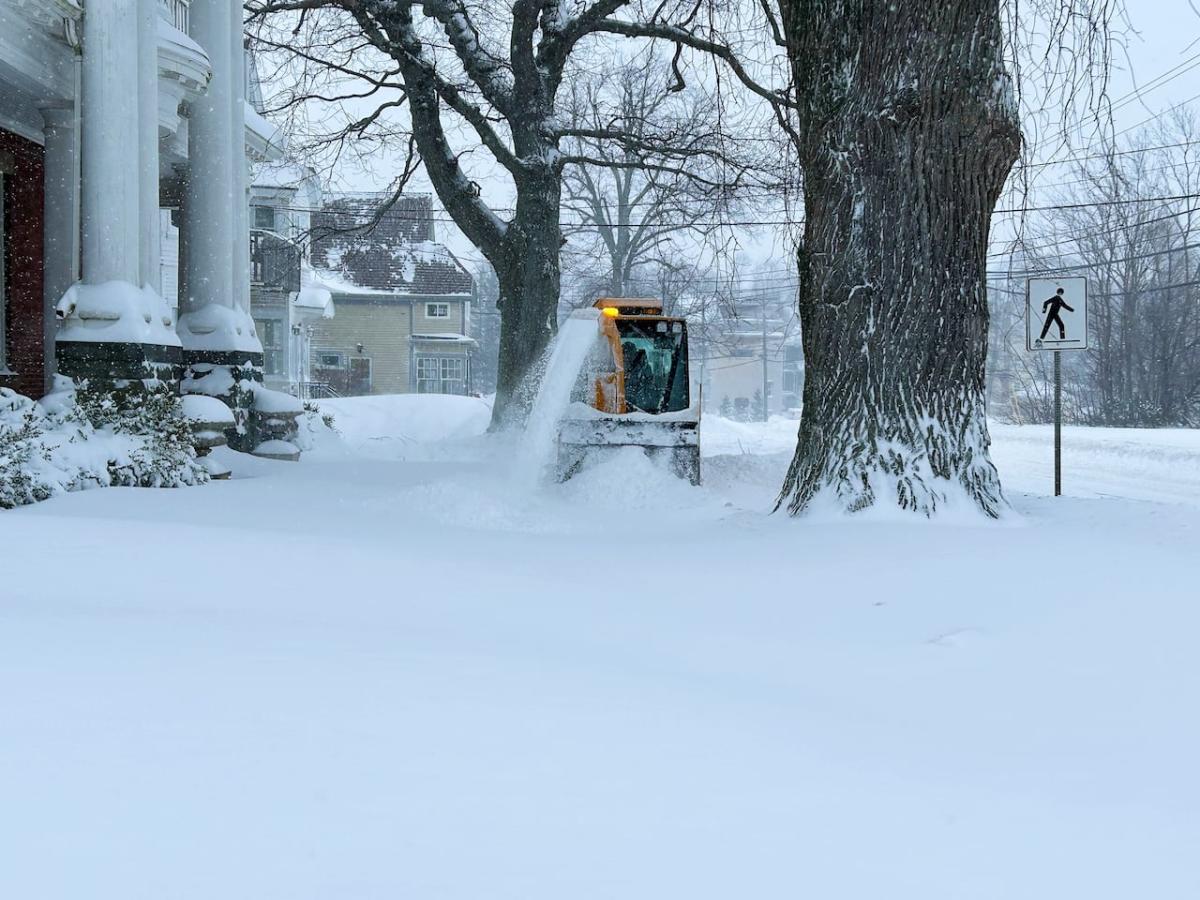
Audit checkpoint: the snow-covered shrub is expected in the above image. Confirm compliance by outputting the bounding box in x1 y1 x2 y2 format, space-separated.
74 380 208 489
306 400 336 431
294 400 340 452
0 380 207 511
0 390 54 509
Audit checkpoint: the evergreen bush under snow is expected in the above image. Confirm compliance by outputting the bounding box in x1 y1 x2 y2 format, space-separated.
0 380 208 511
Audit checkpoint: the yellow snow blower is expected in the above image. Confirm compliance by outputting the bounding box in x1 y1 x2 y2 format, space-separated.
557 297 701 484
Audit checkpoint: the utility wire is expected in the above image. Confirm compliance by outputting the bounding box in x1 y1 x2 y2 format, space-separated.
277 191 1200 230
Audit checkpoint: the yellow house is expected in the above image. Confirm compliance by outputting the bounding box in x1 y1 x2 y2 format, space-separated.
307 196 476 396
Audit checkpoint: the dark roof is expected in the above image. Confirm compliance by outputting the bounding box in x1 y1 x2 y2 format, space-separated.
311 195 474 297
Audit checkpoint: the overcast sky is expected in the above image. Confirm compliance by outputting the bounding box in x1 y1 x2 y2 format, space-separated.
319 2 1200 287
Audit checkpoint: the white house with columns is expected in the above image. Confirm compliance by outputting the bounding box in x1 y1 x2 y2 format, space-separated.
0 0 300 458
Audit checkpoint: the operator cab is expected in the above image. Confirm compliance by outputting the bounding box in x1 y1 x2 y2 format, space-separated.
616 318 689 413
572 299 690 415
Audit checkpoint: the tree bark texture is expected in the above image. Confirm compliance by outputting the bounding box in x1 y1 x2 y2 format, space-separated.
493 169 564 428
776 1 1021 517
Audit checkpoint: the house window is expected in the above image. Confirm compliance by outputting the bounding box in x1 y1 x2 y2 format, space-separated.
416 355 466 394
440 356 465 393
255 318 282 376
253 205 276 231
416 356 439 392
426 302 450 319
315 350 346 369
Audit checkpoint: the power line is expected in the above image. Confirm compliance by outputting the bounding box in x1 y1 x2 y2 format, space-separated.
278 191 1200 231
989 204 1200 260
989 241 1200 275
1014 52 1200 174
988 278 1200 299
1106 52 1200 116
1113 92 1200 139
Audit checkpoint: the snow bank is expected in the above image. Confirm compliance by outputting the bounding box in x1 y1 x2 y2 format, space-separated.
702 414 798 457
992 423 1200 505
4 417 1200 898
314 393 492 459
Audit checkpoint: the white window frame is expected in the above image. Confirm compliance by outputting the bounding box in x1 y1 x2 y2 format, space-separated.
416 355 466 394
426 302 450 319
440 356 465 391
315 349 347 370
416 355 440 393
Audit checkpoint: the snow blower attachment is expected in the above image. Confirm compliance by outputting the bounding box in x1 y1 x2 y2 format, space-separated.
557 297 701 484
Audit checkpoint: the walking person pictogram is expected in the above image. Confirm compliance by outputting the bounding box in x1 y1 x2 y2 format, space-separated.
1039 288 1075 341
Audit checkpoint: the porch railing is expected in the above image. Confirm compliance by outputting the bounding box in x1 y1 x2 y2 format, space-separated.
159 0 189 33
295 382 341 400
250 229 302 291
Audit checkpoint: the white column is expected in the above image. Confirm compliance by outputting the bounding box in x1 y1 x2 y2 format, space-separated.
40 104 78 391
80 0 139 285
230 6 251 316
138 0 161 293
183 0 234 315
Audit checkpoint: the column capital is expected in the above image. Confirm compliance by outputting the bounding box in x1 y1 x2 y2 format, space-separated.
38 103 75 131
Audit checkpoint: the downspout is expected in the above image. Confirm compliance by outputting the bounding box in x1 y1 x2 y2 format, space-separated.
64 15 82 285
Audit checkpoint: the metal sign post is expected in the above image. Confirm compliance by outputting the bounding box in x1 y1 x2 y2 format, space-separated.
1054 351 1062 496
1026 276 1087 498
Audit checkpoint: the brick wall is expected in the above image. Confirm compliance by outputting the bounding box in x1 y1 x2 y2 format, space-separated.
0 128 46 399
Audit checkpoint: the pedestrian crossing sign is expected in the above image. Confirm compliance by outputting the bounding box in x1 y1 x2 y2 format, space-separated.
1026 276 1088 351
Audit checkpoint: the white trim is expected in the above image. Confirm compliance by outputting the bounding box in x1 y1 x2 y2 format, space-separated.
415 353 467 395
313 348 347 369
0 105 47 147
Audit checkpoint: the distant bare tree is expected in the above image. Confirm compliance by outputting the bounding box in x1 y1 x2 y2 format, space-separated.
997 115 1200 426
558 54 750 302
246 0 791 426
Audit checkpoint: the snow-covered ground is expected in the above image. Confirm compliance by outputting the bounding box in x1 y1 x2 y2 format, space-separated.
2 396 1199 899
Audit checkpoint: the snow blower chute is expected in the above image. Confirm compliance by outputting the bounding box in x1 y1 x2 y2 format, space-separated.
557 297 701 485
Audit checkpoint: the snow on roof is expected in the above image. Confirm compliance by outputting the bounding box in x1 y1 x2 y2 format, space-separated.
410 333 476 344
292 285 335 319
311 196 474 297
309 269 393 297
252 161 316 190
244 101 285 162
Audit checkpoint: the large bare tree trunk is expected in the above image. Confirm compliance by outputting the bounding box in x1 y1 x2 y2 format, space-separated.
492 169 563 428
776 1 1021 517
